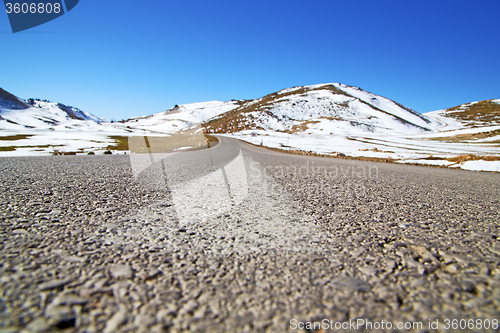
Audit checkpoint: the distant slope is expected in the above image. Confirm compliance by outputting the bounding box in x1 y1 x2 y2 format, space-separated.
0 88 106 132
118 100 242 133
56 103 104 123
0 88 29 110
203 83 436 135
0 88 148 156
0 99 105 132
0 88 243 137
422 99 500 143
425 99 500 127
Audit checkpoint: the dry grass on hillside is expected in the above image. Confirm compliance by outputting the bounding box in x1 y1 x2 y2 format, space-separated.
428 129 500 143
446 154 500 163
0 134 33 141
445 100 500 124
203 84 430 134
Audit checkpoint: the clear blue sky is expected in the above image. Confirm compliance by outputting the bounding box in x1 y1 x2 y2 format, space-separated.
1 0 499 120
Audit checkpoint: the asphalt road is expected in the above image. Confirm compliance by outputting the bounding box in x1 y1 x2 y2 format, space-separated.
1 137 499 332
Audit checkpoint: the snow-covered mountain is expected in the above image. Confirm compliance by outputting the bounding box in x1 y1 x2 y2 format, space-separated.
0 88 147 156
0 88 105 131
198 84 499 171
203 83 437 135
0 85 498 172
0 88 246 156
0 88 29 110
117 100 242 133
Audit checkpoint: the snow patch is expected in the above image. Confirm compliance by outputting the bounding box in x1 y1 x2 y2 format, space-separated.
460 160 500 172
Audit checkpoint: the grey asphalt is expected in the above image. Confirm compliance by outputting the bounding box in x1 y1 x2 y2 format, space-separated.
1 137 499 332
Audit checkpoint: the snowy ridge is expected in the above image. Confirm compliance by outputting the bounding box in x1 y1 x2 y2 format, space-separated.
0 88 29 110
0 89 155 156
0 85 499 172
204 84 499 172
204 83 438 135
0 100 105 132
120 100 241 133
425 99 500 128
56 103 104 123
331 83 431 127
0 90 245 156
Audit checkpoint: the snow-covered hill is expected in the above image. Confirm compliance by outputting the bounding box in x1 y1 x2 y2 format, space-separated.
201 84 499 171
116 100 242 133
0 88 106 132
0 88 244 155
424 99 500 131
204 83 438 135
0 100 106 132
0 88 143 155
0 85 498 171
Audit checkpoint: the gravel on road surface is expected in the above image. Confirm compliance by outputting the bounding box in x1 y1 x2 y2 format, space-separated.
1 137 499 332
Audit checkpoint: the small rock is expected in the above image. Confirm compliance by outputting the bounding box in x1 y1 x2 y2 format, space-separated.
463 298 491 308
97 207 118 213
134 313 157 328
123 253 139 260
61 255 86 263
375 287 392 301
183 300 198 313
53 293 88 306
157 304 177 320
38 278 72 291
451 245 469 253
332 277 371 292
359 266 378 277
350 248 365 257
23 318 51 333
383 259 397 273
352 235 364 242
110 264 134 279
139 268 160 280
444 264 459 274
0 327 20 333
410 278 427 288
103 307 127 333
461 280 475 293
44 305 75 327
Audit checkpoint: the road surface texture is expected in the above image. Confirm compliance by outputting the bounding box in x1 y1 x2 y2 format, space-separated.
1 137 499 332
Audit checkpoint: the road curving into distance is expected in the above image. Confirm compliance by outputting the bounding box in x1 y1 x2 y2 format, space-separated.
1 136 499 332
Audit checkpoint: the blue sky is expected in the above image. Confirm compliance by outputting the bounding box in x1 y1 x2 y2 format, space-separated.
1 0 499 120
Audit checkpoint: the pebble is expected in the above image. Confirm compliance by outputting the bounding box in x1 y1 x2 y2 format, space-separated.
38 278 72 291
44 305 75 326
103 307 128 333
332 277 371 292
110 264 134 280
22 318 51 333
53 293 89 306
